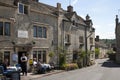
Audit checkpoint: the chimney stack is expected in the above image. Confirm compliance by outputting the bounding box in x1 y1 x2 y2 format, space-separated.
57 3 61 10
95 35 99 42
67 5 73 12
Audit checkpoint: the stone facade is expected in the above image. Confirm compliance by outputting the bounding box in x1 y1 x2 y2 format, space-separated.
115 15 120 63
0 0 95 68
95 36 108 59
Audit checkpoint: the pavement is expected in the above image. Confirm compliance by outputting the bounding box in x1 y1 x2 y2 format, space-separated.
21 70 64 80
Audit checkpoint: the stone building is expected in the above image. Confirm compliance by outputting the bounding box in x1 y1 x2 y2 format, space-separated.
115 15 120 63
95 36 108 59
0 0 95 68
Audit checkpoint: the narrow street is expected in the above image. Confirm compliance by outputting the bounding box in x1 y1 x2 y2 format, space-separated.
32 58 120 80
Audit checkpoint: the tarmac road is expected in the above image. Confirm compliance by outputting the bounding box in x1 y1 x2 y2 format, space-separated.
33 58 120 80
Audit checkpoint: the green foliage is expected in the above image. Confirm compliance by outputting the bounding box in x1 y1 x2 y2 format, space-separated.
59 52 66 68
79 50 86 58
58 47 67 68
48 51 54 58
61 63 78 70
77 49 86 68
95 48 100 55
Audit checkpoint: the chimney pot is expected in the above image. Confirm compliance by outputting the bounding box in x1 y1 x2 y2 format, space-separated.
116 15 119 26
86 14 90 20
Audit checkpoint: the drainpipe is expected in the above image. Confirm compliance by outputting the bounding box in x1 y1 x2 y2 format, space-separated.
85 26 88 66
62 20 65 51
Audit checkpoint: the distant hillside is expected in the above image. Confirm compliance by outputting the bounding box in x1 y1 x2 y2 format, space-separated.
100 39 115 45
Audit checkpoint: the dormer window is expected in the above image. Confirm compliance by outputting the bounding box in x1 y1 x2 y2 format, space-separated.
18 3 28 14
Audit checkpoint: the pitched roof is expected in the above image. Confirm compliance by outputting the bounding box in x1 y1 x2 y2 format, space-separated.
64 12 86 25
31 1 88 26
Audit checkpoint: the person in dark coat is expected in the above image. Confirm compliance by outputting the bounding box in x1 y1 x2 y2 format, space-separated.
1 58 9 71
20 53 27 76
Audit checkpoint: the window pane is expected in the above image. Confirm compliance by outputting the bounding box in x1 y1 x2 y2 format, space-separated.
5 22 10 36
4 51 10 65
67 34 70 42
38 27 42 38
0 22 3 35
43 27 47 38
24 5 28 14
19 3 23 13
33 26 37 37
38 51 41 61
33 51 37 58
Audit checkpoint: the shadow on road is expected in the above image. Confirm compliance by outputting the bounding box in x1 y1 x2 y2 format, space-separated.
101 60 120 68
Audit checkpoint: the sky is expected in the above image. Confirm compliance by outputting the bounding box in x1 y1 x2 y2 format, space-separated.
39 0 120 39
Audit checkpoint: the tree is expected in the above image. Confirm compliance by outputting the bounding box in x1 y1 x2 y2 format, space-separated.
77 49 86 68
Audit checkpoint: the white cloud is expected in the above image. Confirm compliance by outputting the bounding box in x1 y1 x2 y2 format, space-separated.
107 23 115 27
71 0 78 6
79 14 85 19
94 24 101 28
95 23 115 39
65 0 78 6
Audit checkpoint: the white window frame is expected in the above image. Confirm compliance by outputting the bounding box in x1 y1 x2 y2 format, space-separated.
18 3 29 14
